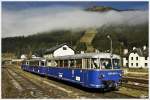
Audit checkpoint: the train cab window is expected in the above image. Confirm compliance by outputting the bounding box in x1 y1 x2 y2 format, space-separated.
113 59 120 69
100 58 112 69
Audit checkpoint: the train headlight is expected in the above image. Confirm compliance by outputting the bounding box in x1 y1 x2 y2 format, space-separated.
99 74 105 79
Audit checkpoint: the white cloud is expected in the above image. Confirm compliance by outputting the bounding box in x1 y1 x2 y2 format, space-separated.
2 7 148 37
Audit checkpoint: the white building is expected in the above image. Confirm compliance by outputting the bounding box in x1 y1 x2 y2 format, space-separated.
123 46 148 68
43 43 75 59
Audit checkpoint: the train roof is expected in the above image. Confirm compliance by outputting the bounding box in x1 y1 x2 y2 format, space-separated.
48 53 120 60
25 58 46 62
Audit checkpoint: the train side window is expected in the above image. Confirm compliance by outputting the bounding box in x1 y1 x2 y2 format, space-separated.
84 59 91 69
46 60 50 67
46 60 57 67
60 60 63 67
30 61 38 66
22 61 26 65
41 61 45 66
64 60 68 67
91 58 99 69
56 60 60 67
70 59 74 68
25 61 29 65
76 59 82 68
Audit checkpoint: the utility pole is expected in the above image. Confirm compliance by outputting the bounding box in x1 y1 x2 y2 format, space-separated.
107 35 113 69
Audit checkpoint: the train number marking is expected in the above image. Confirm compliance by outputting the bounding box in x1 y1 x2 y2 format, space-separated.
76 76 80 81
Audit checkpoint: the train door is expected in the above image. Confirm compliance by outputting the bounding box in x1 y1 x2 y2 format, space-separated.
82 58 91 86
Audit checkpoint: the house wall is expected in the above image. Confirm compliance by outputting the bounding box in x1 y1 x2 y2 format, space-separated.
139 56 148 68
43 45 75 59
129 53 140 68
53 45 75 57
123 52 149 68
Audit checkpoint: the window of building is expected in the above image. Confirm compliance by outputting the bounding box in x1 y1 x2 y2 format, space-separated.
63 47 67 50
131 63 133 66
145 63 147 67
131 57 133 60
126 57 128 60
136 57 138 60
126 63 128 67
145 57 147 60
136 63 138 66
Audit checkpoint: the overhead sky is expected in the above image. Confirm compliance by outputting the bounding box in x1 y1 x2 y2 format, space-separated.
2 1 149 10
2 1 149 38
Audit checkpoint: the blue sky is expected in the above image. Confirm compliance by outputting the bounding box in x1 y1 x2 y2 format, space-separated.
2 1 149 11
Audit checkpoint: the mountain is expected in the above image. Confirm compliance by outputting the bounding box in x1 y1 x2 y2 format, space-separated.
85 6 142 12
85 6 120 12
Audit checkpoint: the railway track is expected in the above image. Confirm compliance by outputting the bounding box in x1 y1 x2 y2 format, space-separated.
122 76 148 91
122 82 148 91
6 65 133 98
5 68 53 98
122 76 148 84
2 65 143 98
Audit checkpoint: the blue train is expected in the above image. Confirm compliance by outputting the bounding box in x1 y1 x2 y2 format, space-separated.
21 53 122 90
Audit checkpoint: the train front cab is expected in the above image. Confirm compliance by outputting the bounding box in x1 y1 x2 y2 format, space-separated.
82 58 122 90
46 54 122 90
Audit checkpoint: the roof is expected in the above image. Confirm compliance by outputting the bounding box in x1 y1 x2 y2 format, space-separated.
123 48 148 57
48 53 120 60
44 43 74 54
26 58 46 62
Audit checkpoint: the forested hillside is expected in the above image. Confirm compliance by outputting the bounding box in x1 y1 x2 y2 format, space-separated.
2 30 84 57
93 24 148 52
2 23 148 57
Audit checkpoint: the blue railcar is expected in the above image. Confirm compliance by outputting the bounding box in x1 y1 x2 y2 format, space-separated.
21 53 122 90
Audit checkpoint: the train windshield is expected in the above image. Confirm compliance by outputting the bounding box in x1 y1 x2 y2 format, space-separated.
101 58 112 69
100 58 120 69
113 59 120 69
